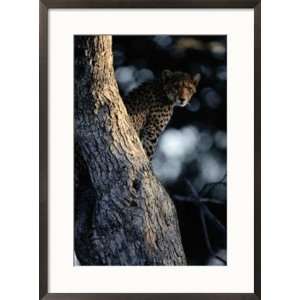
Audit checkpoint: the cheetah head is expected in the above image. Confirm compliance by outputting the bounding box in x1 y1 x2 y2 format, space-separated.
161 70 201 107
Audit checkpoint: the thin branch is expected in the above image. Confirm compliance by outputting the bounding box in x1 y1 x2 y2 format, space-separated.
172 194 194 203
214 255 227 265
201 204 226 235
199 203 226 265
199 203 214 255
173 194 225 205
184 178 200 199
171 177 227 265
199 174 227 197
200 198 225 205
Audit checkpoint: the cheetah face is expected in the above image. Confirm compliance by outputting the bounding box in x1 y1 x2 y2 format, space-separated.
161 70 201 107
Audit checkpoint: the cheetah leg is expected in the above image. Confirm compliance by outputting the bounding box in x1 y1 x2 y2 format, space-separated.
142 137 157 160
140 123 162 160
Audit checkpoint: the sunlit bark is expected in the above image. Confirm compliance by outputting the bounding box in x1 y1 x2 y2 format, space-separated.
74 35 186 265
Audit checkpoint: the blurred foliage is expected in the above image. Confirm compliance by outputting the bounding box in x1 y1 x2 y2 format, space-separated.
113 36 227 265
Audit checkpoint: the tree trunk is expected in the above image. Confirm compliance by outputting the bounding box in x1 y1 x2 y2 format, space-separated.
74 35 186 265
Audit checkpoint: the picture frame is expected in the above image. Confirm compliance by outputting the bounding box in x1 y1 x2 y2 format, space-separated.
40 0 261 299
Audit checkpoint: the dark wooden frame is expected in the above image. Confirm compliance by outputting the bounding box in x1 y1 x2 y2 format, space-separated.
40 1 261 299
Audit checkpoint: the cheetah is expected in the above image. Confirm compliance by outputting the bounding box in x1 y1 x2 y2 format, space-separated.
124 69 201 159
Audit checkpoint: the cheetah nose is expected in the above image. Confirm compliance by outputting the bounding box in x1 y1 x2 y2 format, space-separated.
178 99 187 107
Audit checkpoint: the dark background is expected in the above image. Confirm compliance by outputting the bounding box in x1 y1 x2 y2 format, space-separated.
113 35 227 265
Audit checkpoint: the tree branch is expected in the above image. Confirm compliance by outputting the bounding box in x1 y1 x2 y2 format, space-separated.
172 177 227 265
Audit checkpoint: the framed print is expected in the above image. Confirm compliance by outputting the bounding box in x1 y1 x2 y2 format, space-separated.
40 0 261 299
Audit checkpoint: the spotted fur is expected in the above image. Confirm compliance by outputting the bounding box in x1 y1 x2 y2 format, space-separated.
124 70 201 159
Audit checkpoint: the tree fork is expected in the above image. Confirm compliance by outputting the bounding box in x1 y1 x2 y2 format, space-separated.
74 35 186 265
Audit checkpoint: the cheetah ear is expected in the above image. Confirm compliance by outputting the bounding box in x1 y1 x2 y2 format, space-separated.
193 73 201 86
161 69 173 81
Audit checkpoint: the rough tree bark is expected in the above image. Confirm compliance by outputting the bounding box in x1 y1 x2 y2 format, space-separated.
74 35 186 265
